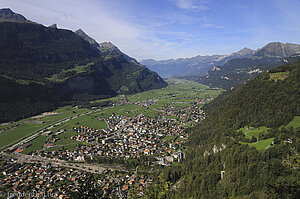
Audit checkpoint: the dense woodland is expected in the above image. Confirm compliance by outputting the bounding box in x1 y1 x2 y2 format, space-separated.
143 60 300 198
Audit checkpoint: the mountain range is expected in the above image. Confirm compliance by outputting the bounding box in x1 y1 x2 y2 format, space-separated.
143 41 300 90
198 42 300 89
0 8 167 122
141 47 255 77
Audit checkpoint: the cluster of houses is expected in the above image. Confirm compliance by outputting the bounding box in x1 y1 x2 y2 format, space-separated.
0 157 88 198
0 156 153 198
71 126 106 143
34 112 187 165
25 95 209 166
47 114 188 163
2 89 217 197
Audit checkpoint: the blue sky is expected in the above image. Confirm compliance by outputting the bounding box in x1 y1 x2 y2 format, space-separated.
1 0 300 60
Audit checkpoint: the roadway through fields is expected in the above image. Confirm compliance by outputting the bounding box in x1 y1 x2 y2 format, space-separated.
0 107 112 152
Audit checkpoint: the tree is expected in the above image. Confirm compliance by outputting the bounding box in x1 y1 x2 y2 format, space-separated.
70 176 103 199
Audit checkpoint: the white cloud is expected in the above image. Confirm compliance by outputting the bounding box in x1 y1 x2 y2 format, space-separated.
0 0 212 60
203 23 225 29
171 0 209 10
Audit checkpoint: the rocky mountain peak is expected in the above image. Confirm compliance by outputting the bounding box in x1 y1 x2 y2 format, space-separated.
75 29 99 48
0 8 29 23
254 42 300 58
99 42 122 55
49 23 57 29
236 47 255 56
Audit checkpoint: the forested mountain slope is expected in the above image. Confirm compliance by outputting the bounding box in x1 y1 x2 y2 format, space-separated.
145 59 300 198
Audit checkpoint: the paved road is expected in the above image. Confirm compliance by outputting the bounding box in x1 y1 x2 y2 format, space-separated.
1 107 111 152
10 152 107 174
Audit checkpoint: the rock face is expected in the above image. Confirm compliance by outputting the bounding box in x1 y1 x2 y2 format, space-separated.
49 23 57 29
0 9 168 122
75 29 99 48
253 42 300 58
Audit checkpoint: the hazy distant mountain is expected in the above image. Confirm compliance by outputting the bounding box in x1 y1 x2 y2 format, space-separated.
141 48 255 77
198 42 300 89
0 8 31 23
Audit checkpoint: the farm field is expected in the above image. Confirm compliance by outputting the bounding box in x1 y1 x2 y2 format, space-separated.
91 104 161 118
128 78 221 102
238 126 269 139
21 116 107 153
283 116 300 129
21 135 48 154
0 106 89 149
238 117 300 151
238 126 275 150
240 138 275 151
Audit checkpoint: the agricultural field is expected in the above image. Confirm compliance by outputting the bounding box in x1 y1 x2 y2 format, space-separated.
281 116 300 129
19 115 107 153
238 126 269 139
238 126 275 150
128 78 221 102
240 138 275 151
91 104 161 118
21 135 48 154
0 106 89 149
239 116 300 151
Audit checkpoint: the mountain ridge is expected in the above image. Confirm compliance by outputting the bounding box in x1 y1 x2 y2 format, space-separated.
197 42 300 89
0 8 31 23
141 48 255 77
0 9 167 123
75 29 99 48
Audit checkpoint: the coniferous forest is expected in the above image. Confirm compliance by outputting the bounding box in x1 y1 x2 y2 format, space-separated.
144 60 300 199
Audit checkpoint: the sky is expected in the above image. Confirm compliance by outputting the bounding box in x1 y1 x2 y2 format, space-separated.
1 0 300 60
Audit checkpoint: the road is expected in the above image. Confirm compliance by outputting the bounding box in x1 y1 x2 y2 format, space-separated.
10 152 106 174
1 106 111 152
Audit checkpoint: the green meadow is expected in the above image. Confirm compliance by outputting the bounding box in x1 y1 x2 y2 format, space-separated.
269 71 289 81
91 104 161 118
21 135 48 154
240 138 274 151
238 126 269 139
283 116 300 129
0 106 89 149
